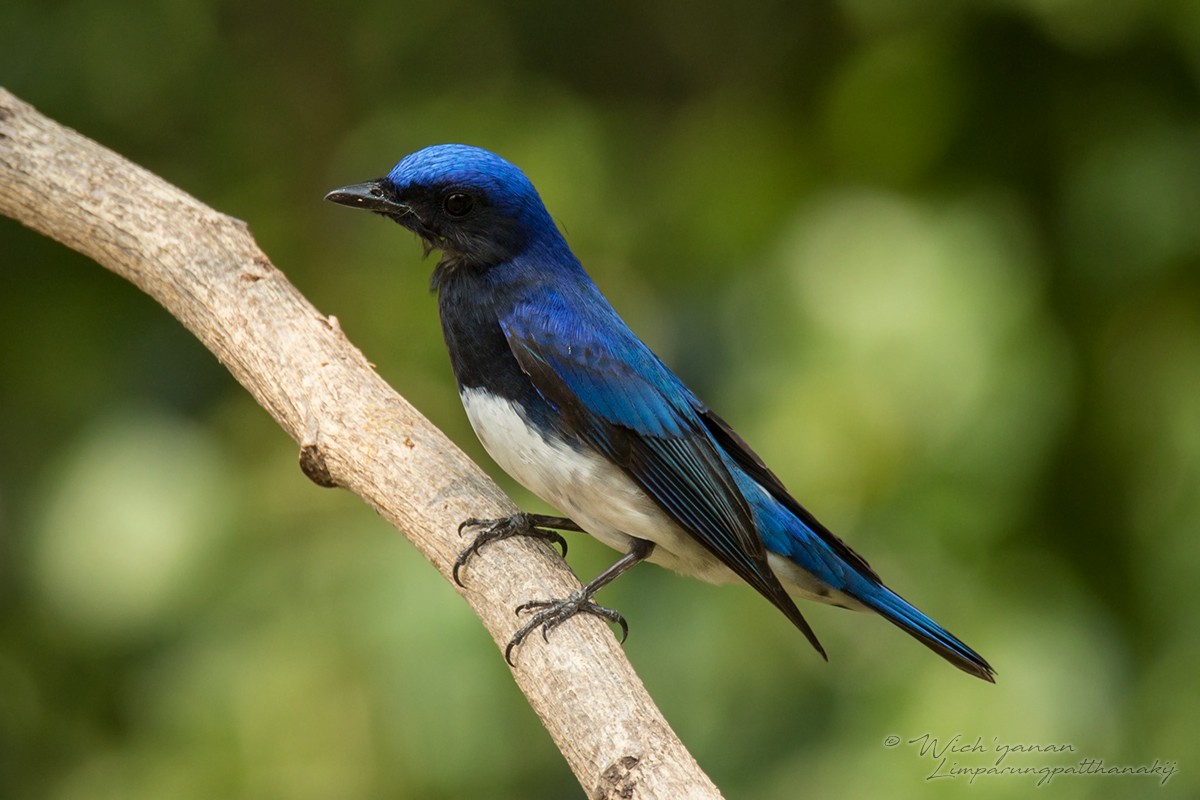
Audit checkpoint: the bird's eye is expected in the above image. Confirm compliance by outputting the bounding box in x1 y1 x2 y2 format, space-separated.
443 192 474 217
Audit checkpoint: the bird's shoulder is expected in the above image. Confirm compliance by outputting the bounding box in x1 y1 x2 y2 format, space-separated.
499 286 697 439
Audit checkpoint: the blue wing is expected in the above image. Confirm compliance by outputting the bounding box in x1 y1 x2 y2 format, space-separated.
499 293 826 656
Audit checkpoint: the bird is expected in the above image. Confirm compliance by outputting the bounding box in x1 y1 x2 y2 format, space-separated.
326 144 995 682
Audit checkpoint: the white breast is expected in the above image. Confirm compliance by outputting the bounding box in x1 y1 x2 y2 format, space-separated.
460 387 739 584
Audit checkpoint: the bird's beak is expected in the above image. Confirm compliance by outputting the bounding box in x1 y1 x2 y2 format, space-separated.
324 180 410 216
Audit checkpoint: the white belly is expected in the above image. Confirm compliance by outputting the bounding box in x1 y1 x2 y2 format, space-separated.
460 388 739 584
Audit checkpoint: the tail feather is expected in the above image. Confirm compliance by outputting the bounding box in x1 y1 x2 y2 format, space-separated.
729 459 994 681
849 580 995 682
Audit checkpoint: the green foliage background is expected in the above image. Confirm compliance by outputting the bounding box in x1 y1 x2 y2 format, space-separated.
2 1 1198 797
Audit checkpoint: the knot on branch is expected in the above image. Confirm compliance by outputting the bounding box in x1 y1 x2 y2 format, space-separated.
594 755 641 799
299 442 338 488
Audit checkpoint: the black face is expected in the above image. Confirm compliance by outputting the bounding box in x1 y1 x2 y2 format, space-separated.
326 178 532 273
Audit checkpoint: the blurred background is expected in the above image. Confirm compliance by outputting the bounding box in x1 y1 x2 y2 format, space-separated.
2 1 1198 798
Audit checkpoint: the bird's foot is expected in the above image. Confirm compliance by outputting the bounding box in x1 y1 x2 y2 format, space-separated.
504 592 629 666
453 513 569 586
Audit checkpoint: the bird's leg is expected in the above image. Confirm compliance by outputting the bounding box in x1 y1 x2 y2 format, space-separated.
453 513 580 586
505 538 655 666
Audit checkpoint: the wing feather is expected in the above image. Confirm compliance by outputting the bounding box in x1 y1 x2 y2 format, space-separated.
501 311 825 655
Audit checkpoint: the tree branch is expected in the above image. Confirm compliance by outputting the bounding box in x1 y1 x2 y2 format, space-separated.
0 87 722 799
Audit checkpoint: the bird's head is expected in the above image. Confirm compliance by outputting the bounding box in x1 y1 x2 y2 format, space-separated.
326 144 558 279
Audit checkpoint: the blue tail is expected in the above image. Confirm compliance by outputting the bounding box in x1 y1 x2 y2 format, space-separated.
712 414 995 682
845 577 996 682
737 470 995 682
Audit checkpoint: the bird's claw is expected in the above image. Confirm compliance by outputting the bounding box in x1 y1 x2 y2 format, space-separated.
452 513 569 587
504 593 629 666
